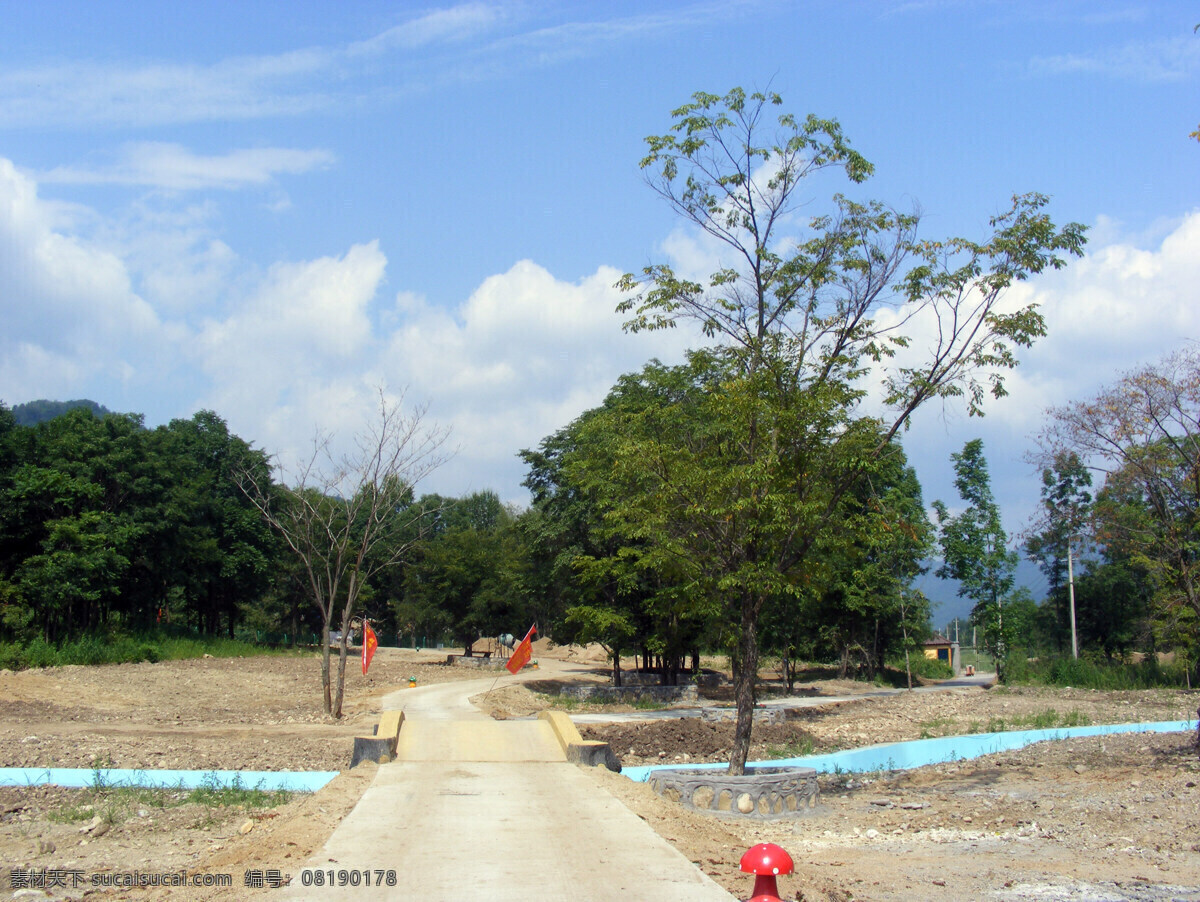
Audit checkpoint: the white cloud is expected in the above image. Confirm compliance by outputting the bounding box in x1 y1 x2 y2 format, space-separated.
1030 35 1200 82
873 210 1200 536
375 259 693 499
0 159 162 394
195 242 386 407
38 143 335 191
0 3 759 128
348 3 503 56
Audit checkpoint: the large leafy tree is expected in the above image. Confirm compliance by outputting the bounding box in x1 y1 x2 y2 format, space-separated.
933 439 1018 676
156 411 276 636
798 441 934 683
608 87 1084 773
523 367 719 686
397 491 531 655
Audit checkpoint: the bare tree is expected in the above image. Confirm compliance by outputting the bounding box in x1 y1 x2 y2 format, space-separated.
242 388 450 717
1037 348 1200 665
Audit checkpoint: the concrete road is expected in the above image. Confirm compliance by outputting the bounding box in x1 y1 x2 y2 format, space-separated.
286 666 736 901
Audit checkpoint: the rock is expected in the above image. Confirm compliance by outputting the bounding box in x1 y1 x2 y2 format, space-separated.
239 820 254 835
865 829 879 839
736 793 754 813
91 821 110 838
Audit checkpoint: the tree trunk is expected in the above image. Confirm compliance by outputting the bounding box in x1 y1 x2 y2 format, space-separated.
728 593 762 775
333 633 349 718
320 623 333 714
332 581 357 719
611 649 622 687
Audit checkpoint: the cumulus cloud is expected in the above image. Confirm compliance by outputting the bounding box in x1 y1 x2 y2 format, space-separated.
0 159 162 400
195 242 386 413
372 259 693 498
187 255 695 501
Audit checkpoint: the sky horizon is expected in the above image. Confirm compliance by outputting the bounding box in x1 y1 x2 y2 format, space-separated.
3 1 1198 619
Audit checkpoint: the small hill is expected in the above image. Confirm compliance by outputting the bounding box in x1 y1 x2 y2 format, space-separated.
11 399 113 426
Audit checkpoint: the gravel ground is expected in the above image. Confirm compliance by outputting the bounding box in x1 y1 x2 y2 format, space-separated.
1 650 1197 901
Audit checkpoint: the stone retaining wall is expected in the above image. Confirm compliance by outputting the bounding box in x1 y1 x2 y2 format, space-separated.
445 654 505 669
614 670 723 688
559 683 698 703
648 766 820 819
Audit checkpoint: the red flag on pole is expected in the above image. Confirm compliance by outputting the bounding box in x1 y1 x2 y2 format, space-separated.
505 623 537 675
361 621 378 675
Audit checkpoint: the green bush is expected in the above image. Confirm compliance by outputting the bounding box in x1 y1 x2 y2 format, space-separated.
0 631 299 670
904 655 954 680
1004 653 1189 690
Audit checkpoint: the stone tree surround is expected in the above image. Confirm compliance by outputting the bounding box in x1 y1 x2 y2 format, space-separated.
648 766 820 819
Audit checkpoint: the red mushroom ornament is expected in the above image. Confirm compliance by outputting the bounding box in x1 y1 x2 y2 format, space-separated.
740 842 794 901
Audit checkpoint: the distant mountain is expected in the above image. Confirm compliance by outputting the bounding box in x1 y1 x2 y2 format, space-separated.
916 557 1049 632
11 399 113 426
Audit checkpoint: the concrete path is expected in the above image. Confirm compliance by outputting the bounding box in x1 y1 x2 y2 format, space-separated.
286 664 736 901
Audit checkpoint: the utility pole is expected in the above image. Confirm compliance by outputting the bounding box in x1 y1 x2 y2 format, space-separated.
1067 535 1078 659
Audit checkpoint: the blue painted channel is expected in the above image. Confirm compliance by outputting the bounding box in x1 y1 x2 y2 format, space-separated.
0 768 338 792
622 719 1196 783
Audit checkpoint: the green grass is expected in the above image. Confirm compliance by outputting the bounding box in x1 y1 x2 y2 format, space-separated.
49 770 294 826
965 708 1092 734
763 736 816 759
0 631 304 671
917 716 958 739
918 708 1092 739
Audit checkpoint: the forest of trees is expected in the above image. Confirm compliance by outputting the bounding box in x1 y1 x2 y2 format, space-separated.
1 361 1195 710
0 394 935 685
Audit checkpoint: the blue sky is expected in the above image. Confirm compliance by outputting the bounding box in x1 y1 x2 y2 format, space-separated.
2 1 1199 616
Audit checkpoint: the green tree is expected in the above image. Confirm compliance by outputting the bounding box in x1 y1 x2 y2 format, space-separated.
1023 450 1092 655
606 87 1084 773
399 492 531 655
155 411 276 637
933 439 1018 677
524 374 714 686
783 437 933 683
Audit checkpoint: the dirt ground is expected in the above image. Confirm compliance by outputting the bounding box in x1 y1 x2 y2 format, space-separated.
1 646 1198 901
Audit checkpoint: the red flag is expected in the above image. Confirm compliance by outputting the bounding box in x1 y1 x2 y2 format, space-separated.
361 621 378 675
505 623 537 675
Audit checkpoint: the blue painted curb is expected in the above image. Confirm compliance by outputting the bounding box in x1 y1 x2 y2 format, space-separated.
622 719 1197 783
0 768 339 792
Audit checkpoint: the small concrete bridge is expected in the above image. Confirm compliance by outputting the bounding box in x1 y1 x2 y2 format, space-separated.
287 664 735 901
